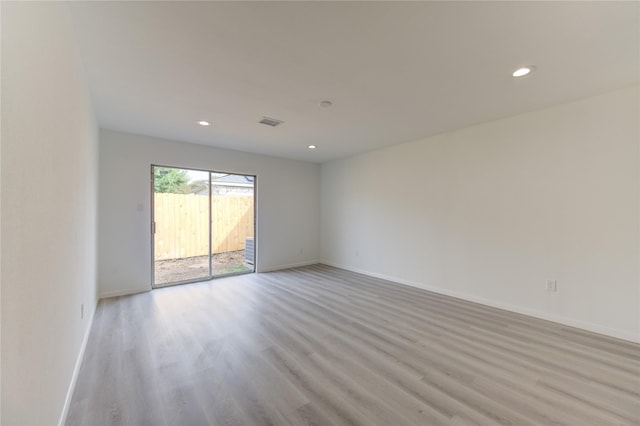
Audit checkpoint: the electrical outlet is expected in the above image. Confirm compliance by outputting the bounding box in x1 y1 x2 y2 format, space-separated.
81 303 84 319
545 280 557 292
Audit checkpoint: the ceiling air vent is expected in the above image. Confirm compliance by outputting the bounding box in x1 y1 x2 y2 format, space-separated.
259 117 284 127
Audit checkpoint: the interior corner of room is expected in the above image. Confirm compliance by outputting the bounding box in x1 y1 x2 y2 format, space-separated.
1 1 638 425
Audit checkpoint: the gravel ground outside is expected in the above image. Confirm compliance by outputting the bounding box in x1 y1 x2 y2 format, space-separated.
154 250 252 285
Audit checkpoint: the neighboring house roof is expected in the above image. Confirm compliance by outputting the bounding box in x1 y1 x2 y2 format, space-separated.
213 174 254 186
192 174 254 196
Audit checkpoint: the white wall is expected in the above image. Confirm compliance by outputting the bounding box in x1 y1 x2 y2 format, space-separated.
98 129 320 297
1 2 98 425
322 86 639 342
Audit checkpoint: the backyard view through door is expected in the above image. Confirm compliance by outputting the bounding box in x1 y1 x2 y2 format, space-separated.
152 166 255 287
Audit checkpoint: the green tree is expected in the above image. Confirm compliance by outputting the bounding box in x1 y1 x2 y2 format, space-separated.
154 167 190 193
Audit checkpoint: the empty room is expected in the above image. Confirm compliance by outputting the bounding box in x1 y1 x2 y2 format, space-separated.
2 1 639 425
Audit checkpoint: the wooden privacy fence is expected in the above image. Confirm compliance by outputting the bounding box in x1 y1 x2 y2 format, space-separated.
154 193 254 260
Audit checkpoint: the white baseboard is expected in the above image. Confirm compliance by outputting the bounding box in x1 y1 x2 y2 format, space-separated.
321 261 640 344
58 301 97 426
97 262 322 298
99 287 150 299
258 260 320 273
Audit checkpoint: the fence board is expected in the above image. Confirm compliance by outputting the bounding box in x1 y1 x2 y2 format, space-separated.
154 193 254 260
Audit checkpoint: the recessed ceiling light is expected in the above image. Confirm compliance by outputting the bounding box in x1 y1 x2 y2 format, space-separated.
319 100 333 108
198 120 210 126
308 145 317 149
512 66 536 77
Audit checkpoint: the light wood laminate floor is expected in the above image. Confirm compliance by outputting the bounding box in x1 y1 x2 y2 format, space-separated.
67 265 640 426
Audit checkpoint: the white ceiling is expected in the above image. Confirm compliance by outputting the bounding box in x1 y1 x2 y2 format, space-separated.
68 1 639 163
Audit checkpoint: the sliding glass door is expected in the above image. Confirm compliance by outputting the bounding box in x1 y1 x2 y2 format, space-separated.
152 166 255 288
